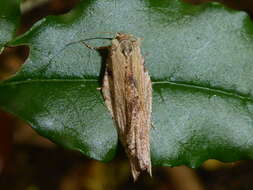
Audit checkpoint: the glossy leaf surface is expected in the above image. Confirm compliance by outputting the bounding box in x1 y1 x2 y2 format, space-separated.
1 0 253 166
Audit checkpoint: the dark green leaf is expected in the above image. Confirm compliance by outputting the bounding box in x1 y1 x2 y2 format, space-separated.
0 0 21 53
1 0 253 167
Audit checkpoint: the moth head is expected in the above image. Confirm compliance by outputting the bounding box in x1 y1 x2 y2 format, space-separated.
115 33 139 56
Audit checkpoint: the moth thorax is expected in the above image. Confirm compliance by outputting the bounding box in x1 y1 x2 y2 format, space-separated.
120 41 134 56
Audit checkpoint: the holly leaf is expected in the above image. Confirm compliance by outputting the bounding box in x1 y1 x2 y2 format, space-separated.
1 0 253 167
0 0 21 53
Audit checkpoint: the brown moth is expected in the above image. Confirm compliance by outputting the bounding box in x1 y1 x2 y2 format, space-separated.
102 33 152 180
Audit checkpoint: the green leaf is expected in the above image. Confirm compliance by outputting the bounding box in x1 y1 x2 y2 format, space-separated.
0 0 21 53
1 0 253 167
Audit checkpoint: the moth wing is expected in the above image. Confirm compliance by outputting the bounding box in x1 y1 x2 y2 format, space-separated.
127 39 152 179
107 40 128 135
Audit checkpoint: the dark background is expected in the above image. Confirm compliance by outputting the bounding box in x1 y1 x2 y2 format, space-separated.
1 0 253 189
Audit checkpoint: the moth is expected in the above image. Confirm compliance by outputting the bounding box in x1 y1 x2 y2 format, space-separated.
102 33 152 180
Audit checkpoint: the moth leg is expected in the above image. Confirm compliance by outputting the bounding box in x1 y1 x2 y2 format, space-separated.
102 68 113 116
96 46 111 50
151 123 156 130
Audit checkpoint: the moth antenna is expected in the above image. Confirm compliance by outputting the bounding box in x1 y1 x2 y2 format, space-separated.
80 41 96 50
80 41 110 50
65 36 113 50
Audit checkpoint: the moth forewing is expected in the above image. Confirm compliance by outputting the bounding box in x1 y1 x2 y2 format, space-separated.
102 33 152 180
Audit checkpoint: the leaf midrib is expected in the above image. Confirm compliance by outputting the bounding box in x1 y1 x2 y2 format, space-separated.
1 78 252 102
